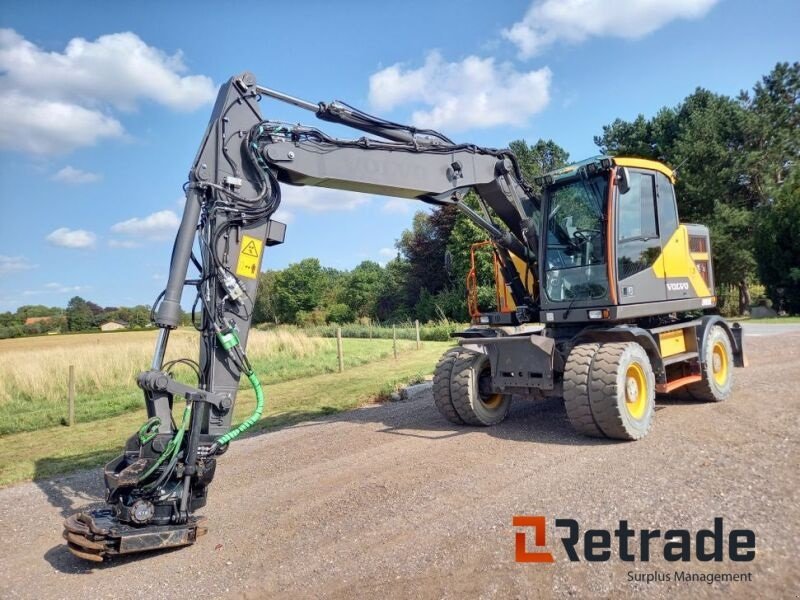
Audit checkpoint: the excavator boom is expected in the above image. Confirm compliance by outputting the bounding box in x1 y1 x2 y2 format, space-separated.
63 71 540 560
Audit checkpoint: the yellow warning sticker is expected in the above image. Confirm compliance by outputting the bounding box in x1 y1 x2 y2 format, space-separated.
236 235 263 279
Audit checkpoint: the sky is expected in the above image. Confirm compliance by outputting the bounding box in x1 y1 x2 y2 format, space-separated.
0 0 797 312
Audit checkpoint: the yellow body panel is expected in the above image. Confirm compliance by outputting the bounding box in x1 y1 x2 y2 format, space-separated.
497 252 536 312
659 330 687 357
613 157 676 183
651 225 712 297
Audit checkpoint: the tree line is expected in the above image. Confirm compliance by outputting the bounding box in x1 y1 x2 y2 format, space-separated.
0 298 158 339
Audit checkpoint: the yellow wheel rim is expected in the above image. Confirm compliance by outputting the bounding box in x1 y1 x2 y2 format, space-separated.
711 341 729 386
481 393 503 409
624 362 647 420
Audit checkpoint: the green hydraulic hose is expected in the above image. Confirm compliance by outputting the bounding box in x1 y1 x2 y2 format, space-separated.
138 402 192 483
213 369 264 448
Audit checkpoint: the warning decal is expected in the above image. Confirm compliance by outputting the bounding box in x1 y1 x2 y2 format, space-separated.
236 235 263 279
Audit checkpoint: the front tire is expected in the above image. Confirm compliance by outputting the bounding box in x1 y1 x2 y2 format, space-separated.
449 351 511 426
563 342 603 437
432 347 466 424
587 342 655 440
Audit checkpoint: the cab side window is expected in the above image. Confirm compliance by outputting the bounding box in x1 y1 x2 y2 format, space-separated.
656 172 678 240
617 170 660 281
618 171 658 241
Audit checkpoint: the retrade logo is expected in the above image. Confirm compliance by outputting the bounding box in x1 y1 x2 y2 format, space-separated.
512 516 554 563
513 517 755 563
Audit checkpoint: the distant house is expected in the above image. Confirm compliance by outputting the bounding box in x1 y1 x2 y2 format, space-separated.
99 320 129 332
24 316 54 326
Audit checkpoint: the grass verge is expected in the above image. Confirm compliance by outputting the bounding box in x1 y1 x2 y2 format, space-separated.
0 332 418 434
0 341 452 486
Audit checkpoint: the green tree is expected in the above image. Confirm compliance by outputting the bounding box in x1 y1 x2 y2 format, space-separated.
344 261 385 318
65 296 93 331
510 138 570 192
755 167 800 313
253 270 279 324
396 206 459 314
273 258 327 324
375 257 410 321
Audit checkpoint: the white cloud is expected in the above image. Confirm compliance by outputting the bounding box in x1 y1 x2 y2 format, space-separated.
0 92 124 154
279 184 370 213
378 247 396 258
382 198 413 215
110 209 180 240
0 28 216 154
503 0 719 58
24 283 86 296
108 239 141 249
0 255 37 275
52 165 102 184
46 227 96 249
369 51 551 131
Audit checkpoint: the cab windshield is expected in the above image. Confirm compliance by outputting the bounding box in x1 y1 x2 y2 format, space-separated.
544 175 610 302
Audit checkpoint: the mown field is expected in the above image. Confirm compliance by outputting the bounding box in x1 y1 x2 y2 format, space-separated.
0 328 424 435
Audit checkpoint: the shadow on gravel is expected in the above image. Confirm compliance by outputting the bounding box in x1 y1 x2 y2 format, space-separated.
291 392 620 447
34 452 108 517
43 542 185 574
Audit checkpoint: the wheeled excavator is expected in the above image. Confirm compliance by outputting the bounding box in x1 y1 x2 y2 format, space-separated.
63 72 745 561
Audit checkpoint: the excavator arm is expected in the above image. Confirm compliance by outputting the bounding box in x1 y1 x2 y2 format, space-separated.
63 72 540 560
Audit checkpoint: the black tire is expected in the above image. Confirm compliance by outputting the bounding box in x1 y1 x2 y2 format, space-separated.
684 326 733 402
563 343 604 437
450 351 511 426
587 342 655 441
432 347 466 424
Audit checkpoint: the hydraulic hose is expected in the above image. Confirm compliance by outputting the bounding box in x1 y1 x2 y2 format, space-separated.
138 402 192 482
212 369 264 449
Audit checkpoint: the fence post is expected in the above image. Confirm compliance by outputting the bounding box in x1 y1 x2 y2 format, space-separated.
336 327 344 373
369 320 372 339
393 325 398 359
415 319 421 350
68 364 75 427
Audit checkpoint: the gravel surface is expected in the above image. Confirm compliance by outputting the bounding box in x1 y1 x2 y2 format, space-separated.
0 332 798 599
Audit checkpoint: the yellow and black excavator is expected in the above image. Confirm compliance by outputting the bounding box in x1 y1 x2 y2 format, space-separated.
63 72 744 561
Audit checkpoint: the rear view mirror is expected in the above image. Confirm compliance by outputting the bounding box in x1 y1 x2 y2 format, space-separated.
617 167 631 195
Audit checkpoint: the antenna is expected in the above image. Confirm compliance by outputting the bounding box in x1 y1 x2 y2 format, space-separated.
671 155 690 178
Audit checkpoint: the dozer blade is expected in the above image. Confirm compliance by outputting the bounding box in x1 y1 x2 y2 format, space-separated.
63 509 207 562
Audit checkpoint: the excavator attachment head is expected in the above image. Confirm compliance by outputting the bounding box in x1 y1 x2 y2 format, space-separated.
63 509 207 562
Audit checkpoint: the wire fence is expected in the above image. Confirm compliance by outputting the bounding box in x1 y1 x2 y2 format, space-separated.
1 328 429 436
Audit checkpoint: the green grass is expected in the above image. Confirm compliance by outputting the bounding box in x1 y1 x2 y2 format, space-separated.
0 341 452 486
0 337 417 435
727 316 800 324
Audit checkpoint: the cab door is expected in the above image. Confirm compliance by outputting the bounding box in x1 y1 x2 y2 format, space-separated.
654 172 687 300
615 169 667 304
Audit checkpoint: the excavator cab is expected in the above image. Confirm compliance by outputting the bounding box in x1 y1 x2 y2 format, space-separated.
467 156 715 327
534 156 716 323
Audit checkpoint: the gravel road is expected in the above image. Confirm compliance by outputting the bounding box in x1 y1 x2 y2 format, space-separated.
0 330 798 599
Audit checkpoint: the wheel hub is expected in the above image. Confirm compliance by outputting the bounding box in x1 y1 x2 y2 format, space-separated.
626 377 639 402
623 362 647 420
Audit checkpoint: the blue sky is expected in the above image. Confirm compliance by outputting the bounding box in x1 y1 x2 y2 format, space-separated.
0 0 797 312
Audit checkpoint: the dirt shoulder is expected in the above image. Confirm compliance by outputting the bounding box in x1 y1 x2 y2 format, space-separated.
0 333 798 599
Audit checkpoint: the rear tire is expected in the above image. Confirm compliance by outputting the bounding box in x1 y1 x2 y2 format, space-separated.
587 342 655 440
432 347 465 424
563 343 604 437
684 326 733 402
450 351 511 426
